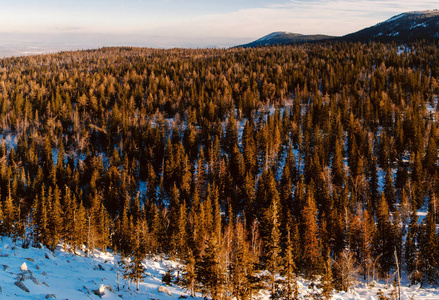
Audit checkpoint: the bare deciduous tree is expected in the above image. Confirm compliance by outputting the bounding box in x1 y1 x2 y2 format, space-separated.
333 249 359 292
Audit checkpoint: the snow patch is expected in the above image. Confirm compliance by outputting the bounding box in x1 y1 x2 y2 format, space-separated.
0 237 203 299
0 237 439 299
384 13 406 23
410 22 428 30
0 134 17 150
254 32 294 43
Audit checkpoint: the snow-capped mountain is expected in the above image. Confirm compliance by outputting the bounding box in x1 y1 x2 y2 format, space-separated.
341 10 439 42
238 31 332 48
237 10 439 48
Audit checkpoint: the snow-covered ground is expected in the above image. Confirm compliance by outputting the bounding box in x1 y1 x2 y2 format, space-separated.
1 237 439 299
0 237 202 300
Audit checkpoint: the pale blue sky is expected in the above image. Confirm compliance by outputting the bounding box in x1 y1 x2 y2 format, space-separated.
0 0 437 51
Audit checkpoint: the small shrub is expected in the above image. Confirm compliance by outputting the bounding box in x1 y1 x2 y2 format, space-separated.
162 269 173 285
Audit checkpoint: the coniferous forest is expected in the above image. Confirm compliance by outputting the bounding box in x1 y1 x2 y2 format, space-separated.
1 41 439 298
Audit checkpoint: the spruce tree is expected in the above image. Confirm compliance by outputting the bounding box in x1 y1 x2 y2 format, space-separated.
332 139 346 188
283 226 299 300
375 193 395 276
412 151 425 209
262 171 281 298
242 172 256 225
130 223 147 291
231 220 256 300
300 186 322 278
243 119 258 176
3 185 16 237
360 209 375 283
320 251 333 299
49 185 63 251
176 200 188 258
197 237 226 299
280 157 294 227
420 209 438 283
424 128 437 176
183 249 197 297
384 167 396 210
405 211 422 284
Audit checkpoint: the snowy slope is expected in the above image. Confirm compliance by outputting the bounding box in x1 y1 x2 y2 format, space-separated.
0 237 202 300
238 32 333 48
1 237 439 299
342 10 439 42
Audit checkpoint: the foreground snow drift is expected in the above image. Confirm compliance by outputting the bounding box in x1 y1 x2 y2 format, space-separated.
0 237 202 299
0 237 439 299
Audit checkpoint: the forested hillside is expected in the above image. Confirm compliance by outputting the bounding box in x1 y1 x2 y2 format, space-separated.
0 42 439 298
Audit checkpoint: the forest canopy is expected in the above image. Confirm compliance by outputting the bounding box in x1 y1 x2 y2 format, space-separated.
0 41 439 298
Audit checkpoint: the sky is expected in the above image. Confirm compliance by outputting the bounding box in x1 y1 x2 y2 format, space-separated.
0 0 437 54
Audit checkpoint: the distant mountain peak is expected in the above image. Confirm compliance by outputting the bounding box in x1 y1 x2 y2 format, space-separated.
236 9 439 48
238 31 332 48
341 9 439 42
254 32 301 43
382 13 407 23
382 10 439 23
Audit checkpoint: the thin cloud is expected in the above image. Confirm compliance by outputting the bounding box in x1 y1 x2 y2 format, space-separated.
149 0 438 42
0 0 437 48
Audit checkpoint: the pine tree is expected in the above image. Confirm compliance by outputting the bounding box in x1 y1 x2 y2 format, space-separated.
368 155 380 213
424 128 437 176
231 220 256 300
301 186 322 278
74 200 87 249
420 208 438 283
63 187 77 251
230 143 244 209
49 185 63 250
211 184 222 243
283 226 299 300
280 156 294 226
169 183 181 255
320 251 333 299
360 209 375 283
242 172 256 225
263 173 281 298
332 138 346 188
375 193 395 276
130 223 147 291
405 211 422 284
243 118 258 176
146 163 157 203
293 175 306 218
149 203 162 254
176 200 188 258
188 187 202 255
120 255 132 290
384 167 396 210
3 185 16 237
197 237 226 299
42 135 53 179
183 249 197 297
412 151 425 209
38 187 50 246
224 113 239 155
195 147 206 197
